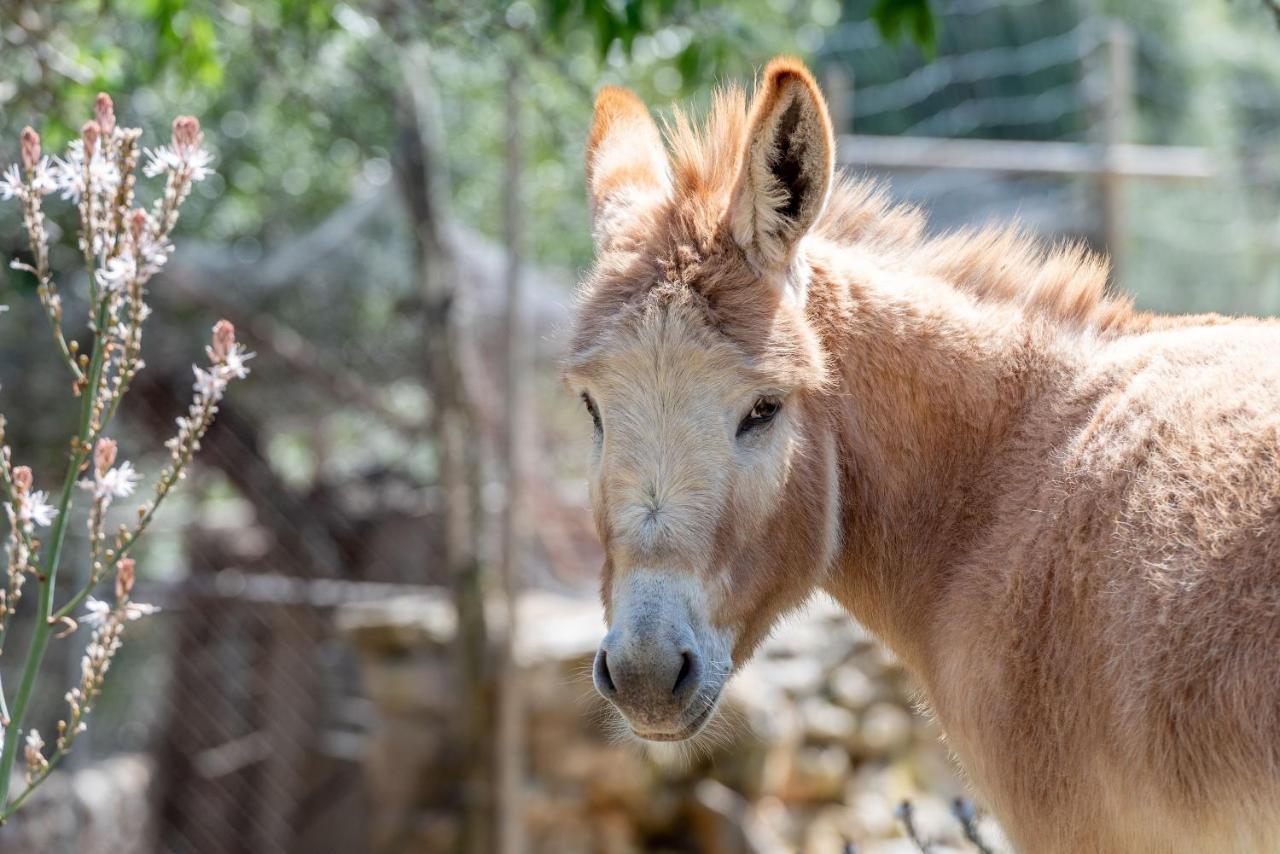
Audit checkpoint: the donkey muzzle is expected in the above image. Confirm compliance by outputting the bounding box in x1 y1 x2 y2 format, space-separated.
592 569 730 739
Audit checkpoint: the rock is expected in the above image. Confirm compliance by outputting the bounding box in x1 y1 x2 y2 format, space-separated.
594 809 641 854
408 809 460 852
860 703 914 755
846 787 899 840
784 746 851 802
689 779 791 854
2 755 153 854
830 666 879 711
581 749 657 812
907 794 970 849
750 656 826 698
799 697 859 744
801 804 861 854
360 655 456 716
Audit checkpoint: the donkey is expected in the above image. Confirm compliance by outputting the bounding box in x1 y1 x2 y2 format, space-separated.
565 56 1280 851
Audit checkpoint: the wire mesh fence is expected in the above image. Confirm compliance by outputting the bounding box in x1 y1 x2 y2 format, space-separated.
821 1 1280 314
0 571 444 854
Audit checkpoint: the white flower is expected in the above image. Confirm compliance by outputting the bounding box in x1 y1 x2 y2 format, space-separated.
136 235 170 278
193 365 227 399
19 490 58 528
142 146 178 177
143 145 214 182
79 460 140 500
100 461 140 498
52 140 120 203
82 597 111 627
185 147 215 182
123 601 158 621
95 254 137 293
29 157 56 195
81 596 158 627
0 163 24 201
218 345 255 381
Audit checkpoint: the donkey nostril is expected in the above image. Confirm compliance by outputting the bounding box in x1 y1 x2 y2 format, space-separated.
594 649 617 695
672 651 696 695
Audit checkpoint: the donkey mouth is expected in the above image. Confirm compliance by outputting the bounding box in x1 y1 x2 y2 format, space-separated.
631 693 720 742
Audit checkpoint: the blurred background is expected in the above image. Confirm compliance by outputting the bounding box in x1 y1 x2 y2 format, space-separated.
0 1 1277 852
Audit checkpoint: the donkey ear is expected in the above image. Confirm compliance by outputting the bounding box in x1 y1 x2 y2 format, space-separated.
729 58 834 272
586 86 671 251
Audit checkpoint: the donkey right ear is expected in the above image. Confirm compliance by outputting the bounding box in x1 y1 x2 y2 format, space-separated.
729 58 834 273
586 86 671 252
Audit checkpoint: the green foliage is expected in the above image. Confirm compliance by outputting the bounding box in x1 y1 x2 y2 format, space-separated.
870 0 935 55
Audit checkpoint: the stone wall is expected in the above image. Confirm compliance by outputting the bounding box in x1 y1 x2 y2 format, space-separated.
0 755 153 854
339 593 1009 853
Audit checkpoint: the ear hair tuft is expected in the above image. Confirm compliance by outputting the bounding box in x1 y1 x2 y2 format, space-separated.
728 57 835 274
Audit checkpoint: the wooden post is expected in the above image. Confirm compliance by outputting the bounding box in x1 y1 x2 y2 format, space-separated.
394 44 491 854
823 63 854 137
251 604 323 854
496 59 528 854
1101 21 1134 286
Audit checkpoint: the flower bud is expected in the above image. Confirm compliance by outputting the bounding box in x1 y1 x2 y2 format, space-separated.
94 438 118 474
81 120 100 158
95 93 116 136
130 209 148 246
23 729 45 773
12 466 32 495
172 116 201 154
116 558 136 600
211 320 236 361
20 126 40 171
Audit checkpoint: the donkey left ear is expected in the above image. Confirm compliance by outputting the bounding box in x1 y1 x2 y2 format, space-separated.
729 57 835 273
587 86 672 252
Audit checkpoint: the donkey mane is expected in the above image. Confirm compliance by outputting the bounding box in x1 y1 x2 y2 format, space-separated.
664 85 1137 334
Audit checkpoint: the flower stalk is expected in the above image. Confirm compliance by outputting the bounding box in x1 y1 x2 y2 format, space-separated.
0 96 244 819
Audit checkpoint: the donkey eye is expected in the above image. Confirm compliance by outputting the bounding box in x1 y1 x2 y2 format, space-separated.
582 392 602 434
737 396 781 437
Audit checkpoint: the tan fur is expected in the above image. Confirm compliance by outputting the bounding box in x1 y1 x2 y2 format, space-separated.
586 85 673 251
568 58 1280 852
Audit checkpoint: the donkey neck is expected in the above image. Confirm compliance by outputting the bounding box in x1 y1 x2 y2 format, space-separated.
806 240 1076 672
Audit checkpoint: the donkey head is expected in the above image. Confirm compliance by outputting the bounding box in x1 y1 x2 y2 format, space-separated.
565 59 843 741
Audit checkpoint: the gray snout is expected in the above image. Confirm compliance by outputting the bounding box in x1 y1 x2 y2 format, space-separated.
593 628 704 737
593 569 731 740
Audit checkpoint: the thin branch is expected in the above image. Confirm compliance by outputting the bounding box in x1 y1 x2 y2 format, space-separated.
952 798 997 854
895 800 933 853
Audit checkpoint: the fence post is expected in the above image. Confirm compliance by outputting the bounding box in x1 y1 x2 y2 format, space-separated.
824 63 854 137
395 44 492 854
1101 20 1135 285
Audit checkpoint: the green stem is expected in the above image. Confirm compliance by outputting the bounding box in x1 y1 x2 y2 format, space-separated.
0 298 107 813
0 746 63 819
51 391 214 624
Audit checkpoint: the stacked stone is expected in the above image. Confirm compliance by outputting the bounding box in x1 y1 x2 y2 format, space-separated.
339 593 1006 854
0 755 154 853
